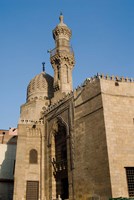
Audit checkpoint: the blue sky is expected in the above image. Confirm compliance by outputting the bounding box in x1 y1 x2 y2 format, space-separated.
0 0 134 129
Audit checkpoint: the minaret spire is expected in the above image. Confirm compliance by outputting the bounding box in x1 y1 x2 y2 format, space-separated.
59 12 64 24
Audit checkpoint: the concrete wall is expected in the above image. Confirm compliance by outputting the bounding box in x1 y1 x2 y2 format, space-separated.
0 182 14 200
0 144 16 180
0 131 17 200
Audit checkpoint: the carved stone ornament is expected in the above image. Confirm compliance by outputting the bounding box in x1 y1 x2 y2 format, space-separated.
26 127 41 137
53 27 72 40
52 119 58 134
50 53 75 67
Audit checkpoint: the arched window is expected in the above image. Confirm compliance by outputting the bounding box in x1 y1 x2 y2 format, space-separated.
57 66 60 80
29 149 38 164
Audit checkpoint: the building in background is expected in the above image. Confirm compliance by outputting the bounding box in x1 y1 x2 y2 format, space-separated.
13 14 134 200
0 129 17 200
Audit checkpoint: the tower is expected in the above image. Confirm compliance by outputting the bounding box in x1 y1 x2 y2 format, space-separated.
13 15 75 200
50 14 75 98
13 67 54 200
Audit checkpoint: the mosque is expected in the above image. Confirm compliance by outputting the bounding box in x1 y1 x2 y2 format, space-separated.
7 14 134 200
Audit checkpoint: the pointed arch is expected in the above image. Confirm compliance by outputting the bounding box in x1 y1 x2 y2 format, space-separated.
64 64 69 83
48 116 69 147
57 116 69 136
48 116 70 200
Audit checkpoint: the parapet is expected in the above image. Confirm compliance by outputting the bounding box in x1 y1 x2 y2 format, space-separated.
97 74 134 82
43 73 134 115
19 119 44 125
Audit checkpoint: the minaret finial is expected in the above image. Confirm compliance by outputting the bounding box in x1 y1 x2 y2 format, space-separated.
59 12 63 23
42 62 45 72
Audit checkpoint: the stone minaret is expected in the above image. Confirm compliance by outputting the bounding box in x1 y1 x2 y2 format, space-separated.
50 14 75 99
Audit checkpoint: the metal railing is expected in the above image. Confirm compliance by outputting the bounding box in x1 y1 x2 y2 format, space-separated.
50 46 74 57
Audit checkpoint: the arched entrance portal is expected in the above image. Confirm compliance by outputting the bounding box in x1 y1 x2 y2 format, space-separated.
51 119 69 200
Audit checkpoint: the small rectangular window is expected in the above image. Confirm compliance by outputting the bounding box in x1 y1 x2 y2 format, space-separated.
126 167 134 197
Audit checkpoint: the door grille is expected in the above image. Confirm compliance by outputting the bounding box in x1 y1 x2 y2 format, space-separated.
26 181 39 200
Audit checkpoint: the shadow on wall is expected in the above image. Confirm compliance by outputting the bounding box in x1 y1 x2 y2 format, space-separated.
0 136 17 200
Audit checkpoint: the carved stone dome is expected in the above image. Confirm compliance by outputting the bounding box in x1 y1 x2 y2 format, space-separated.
27 72 54 102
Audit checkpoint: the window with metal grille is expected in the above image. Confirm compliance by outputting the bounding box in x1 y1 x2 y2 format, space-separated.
26 181 39 200
126 167 134 197
29 149 38 164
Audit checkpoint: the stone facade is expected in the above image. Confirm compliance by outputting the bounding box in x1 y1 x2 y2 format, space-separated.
13 14 134 200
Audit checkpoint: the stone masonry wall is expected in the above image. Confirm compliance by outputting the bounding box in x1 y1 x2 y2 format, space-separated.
13 123 44 200
101 78 134 198
73 78 112 200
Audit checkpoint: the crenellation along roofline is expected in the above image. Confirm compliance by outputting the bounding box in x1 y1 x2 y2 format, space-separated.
44 73 134 114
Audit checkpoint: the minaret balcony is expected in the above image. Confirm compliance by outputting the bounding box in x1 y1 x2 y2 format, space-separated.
50 46 74 57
